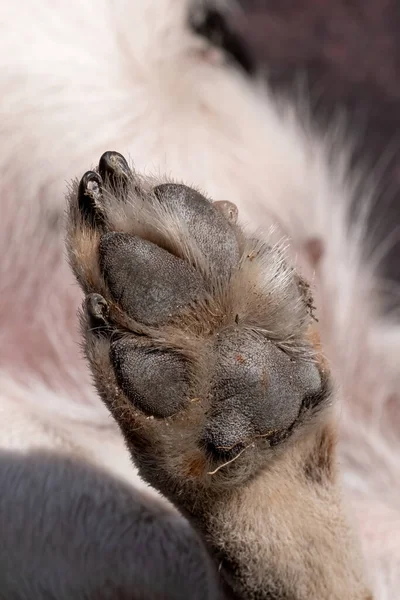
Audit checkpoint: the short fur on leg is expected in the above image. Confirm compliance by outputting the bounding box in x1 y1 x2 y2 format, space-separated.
66 151 372 600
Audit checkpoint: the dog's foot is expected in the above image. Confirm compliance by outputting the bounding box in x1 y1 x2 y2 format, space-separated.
66 152 368 599
67 150 325 495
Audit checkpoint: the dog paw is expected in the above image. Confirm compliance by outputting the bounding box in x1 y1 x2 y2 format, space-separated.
66 151 329 500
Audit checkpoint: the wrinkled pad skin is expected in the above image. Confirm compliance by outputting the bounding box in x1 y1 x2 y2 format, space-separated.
202 330 321 454
111 339 190 417
153 184 240 278
99 232 205 326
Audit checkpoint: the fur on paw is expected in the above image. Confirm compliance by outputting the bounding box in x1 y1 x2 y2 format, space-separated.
66 151 330 498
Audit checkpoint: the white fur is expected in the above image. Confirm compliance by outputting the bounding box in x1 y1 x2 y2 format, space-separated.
0 0 399 597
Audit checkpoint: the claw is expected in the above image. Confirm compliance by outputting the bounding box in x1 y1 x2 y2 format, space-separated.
78 171 103 226
85 293 109 329
99 151 131 191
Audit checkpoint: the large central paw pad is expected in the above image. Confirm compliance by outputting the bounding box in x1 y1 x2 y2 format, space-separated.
67 151 328 489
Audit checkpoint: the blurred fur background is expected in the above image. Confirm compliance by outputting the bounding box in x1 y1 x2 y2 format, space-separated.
231 0 400 286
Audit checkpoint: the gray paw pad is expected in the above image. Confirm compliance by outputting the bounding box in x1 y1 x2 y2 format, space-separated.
99 232 205 326
153 184 240 277
202 330 322 454
111 339 190 417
